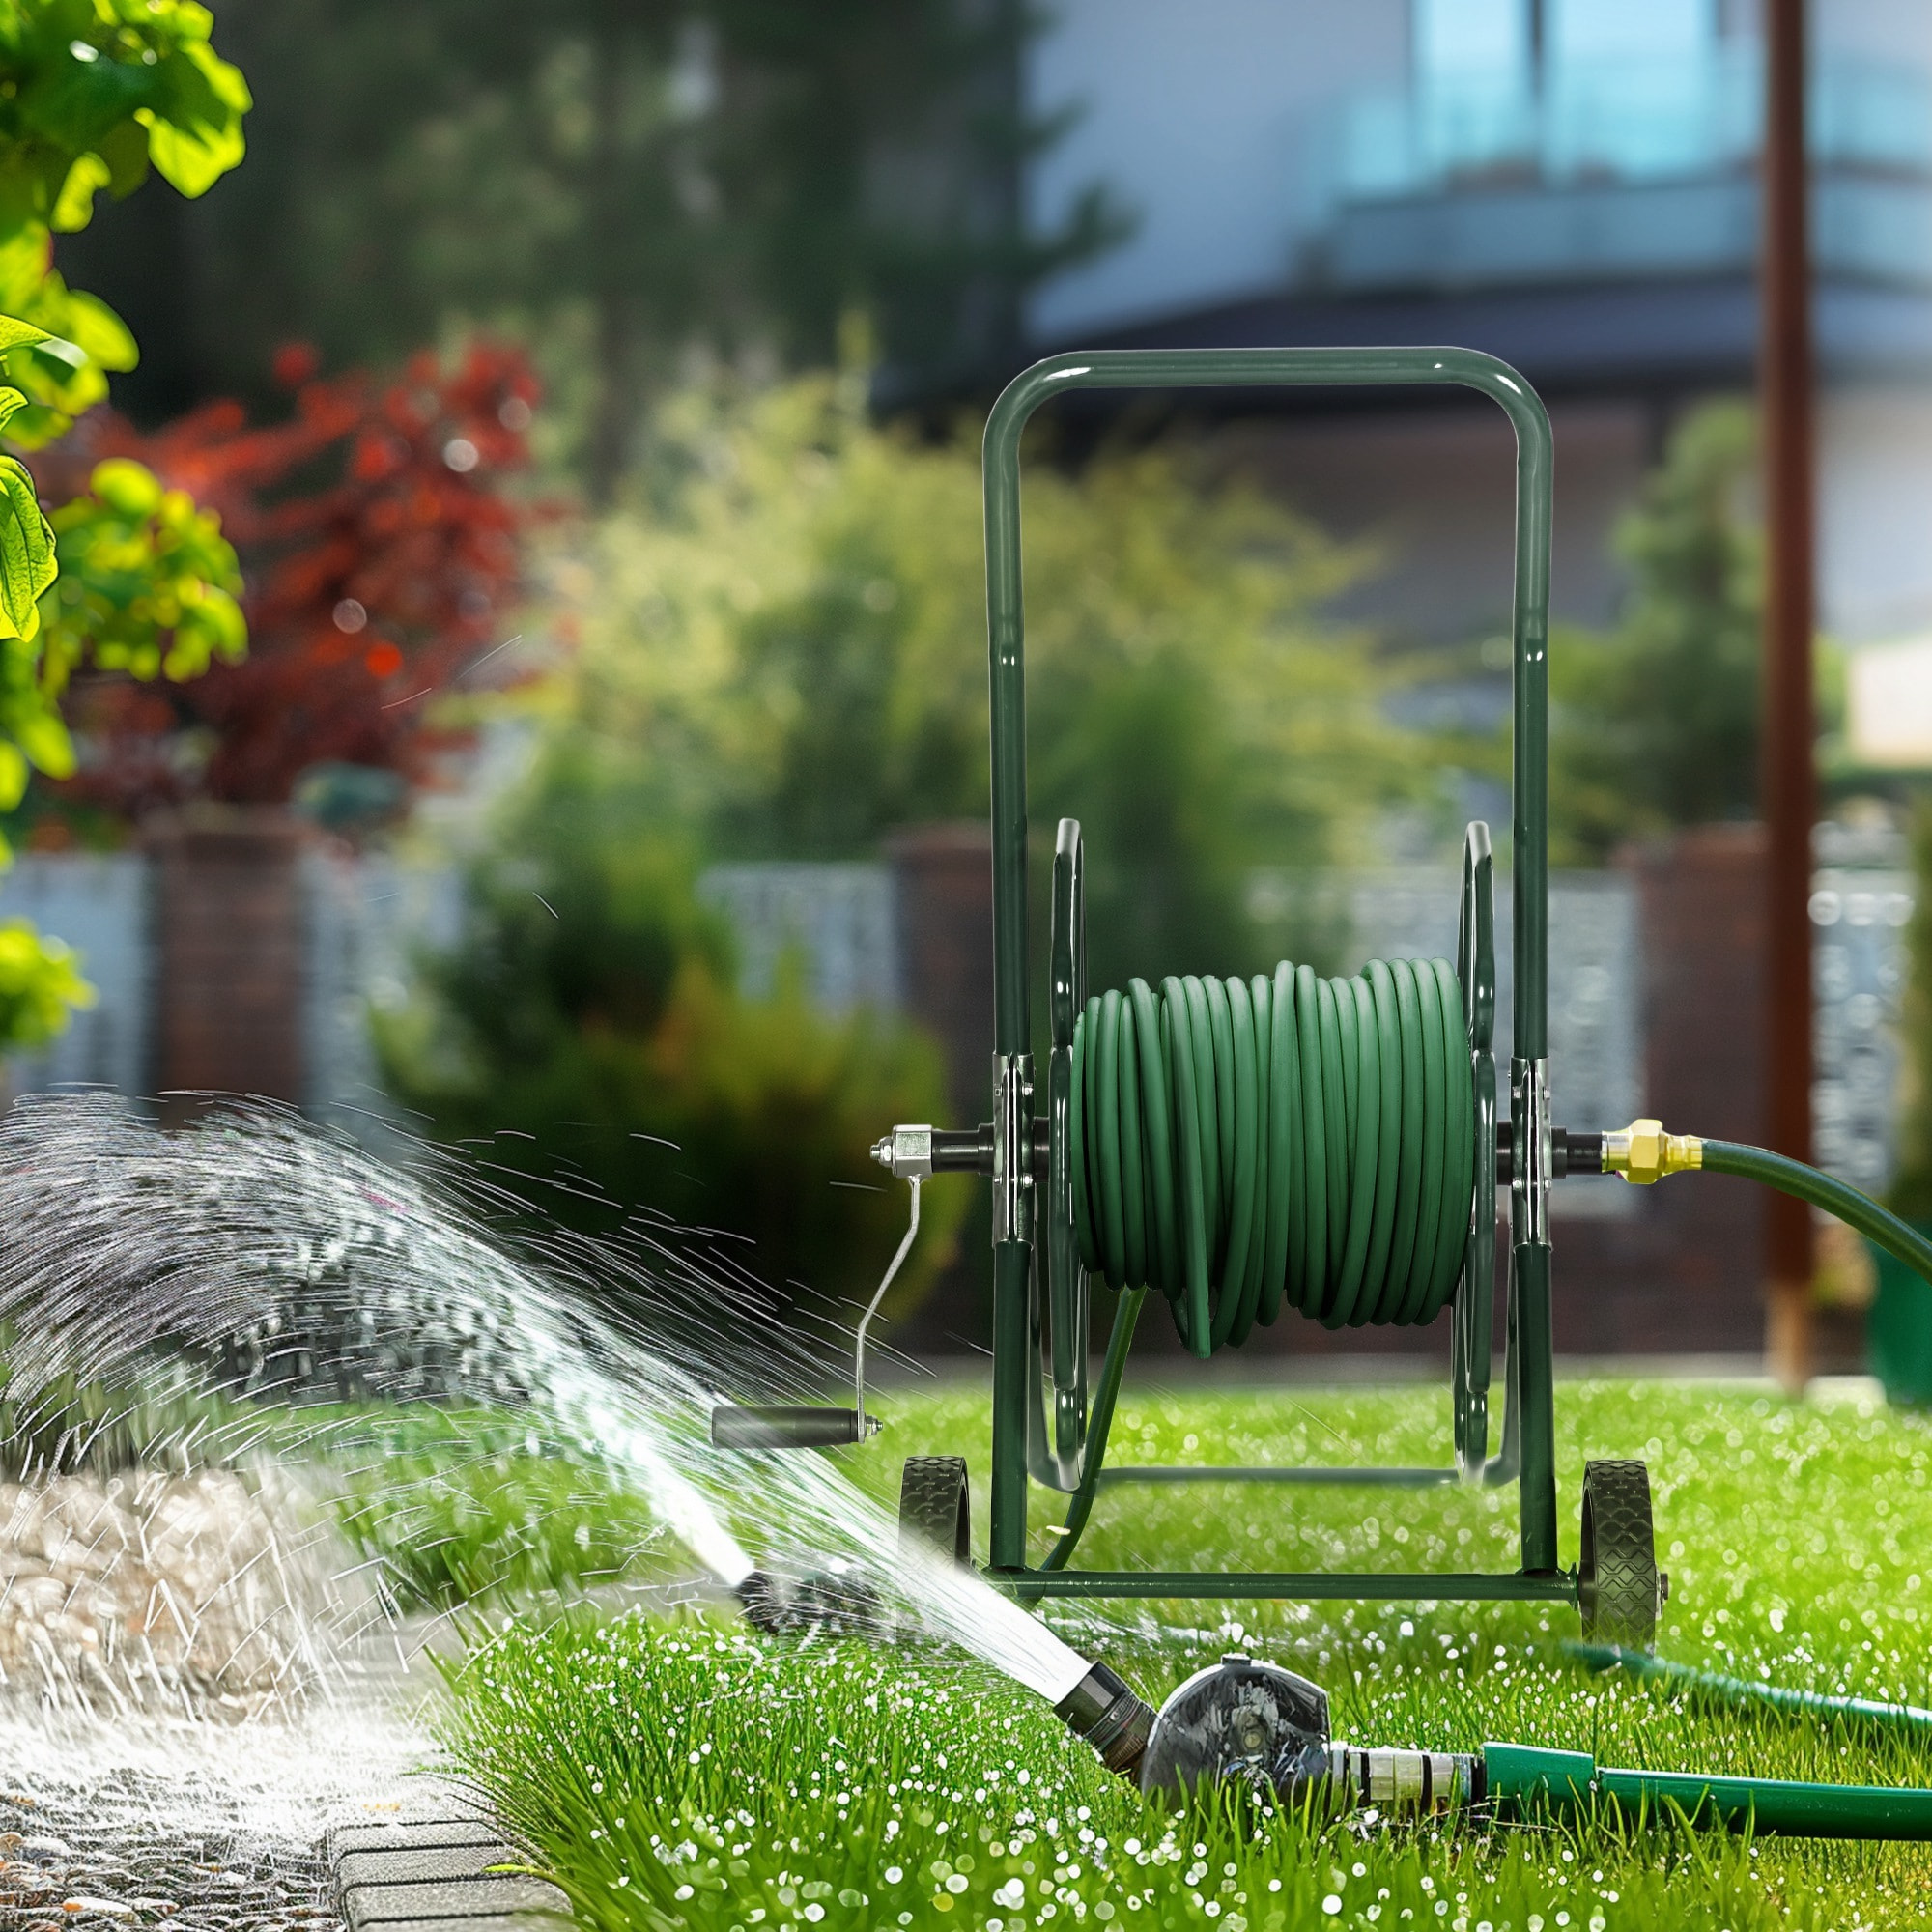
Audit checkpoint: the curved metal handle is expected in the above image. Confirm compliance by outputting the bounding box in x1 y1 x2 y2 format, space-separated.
980 345 1556 1572
981 346 1553 1073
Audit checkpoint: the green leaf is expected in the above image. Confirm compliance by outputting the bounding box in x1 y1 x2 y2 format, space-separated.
0 918 94 1048
137 38 251 200
0 455 55 640
0 387 30 436
12 706 72 780
0 315 49 355
90 456 163 517
47 288 133 369
140 111 244 199
0 741 28 812
50 153 110 233
98 119 152 201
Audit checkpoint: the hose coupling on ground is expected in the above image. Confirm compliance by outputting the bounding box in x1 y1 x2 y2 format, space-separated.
1602 1118 1702 1185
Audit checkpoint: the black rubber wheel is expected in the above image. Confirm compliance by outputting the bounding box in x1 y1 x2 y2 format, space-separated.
899 1455 971 1566
1579 1458 1662 1649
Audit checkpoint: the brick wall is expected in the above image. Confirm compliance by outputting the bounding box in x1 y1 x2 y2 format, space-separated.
1547 825 1772 1357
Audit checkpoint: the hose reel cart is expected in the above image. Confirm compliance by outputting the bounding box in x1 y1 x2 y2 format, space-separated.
712 343 1932 1648
955 344 1615 1632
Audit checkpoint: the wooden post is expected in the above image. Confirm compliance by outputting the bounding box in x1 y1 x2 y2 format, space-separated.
1761 0 1817 1393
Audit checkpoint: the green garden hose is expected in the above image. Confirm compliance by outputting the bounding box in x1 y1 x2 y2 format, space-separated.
1700 1139 1932 1285
1485 1740 1932 1837
1565 1639 1932 1736
1602 1122 1932 1287
1065 954 1932 1368
1068 959 1474 1356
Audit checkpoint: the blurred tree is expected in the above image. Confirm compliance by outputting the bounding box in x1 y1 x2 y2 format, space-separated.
1548 404 1764 865
29 342 539 824
374 735 967 1308
547 373 1412 993
64 0 1126 499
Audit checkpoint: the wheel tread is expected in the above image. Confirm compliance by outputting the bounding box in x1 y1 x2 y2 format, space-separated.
899 1455 971 1566
1581 1457 1660 1650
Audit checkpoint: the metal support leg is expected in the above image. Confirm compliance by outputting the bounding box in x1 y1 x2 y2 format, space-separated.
990 1238 1033 1571
1485 1245 1521 1488
1515 1242 1558 1572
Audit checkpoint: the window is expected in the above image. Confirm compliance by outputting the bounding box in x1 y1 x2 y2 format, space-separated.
1414 0 1530 81
1548 0 1712 64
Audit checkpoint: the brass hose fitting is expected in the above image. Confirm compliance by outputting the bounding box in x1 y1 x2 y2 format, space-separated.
1601 1119 1703 1185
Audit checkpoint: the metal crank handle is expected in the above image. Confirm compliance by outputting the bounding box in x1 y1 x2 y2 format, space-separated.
707 1137 929 1454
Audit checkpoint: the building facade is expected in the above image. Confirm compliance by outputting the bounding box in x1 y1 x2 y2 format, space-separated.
1022 0 1932 650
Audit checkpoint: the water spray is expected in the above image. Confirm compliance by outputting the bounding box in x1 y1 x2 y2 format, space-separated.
1051 1649 1932 1840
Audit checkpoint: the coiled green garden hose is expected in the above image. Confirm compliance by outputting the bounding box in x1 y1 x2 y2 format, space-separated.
1065 948 1932 1370
1069 959 1474 1357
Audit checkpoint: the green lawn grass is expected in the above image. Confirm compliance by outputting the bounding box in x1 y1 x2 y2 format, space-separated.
314 1406 684 1610
434 1375 1932 1930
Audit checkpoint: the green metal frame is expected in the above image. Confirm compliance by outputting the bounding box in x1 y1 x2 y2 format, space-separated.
980 345 1569 1606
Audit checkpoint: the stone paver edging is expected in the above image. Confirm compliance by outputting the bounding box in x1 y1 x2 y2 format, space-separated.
327 1812 570 1932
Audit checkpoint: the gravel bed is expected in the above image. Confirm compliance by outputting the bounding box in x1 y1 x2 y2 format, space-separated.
0 1470 345 1717
0 1771 343 1931
0 1465 433 1932
0 1458 483 1932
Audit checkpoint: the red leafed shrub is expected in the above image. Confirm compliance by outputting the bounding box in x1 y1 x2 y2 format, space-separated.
39 340 542 816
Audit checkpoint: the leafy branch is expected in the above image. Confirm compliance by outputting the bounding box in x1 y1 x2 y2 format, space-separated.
0 1 251 1048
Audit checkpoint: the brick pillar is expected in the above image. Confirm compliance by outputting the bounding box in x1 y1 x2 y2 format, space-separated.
145 808 307 1114
1540 824 1773 1357
1632 824 1768 1157
888 822 994 1126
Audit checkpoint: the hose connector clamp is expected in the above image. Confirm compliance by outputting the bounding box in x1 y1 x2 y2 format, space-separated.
992 1052 1036 1244
1603 1119 1703 1185
1511 1056 1552 1246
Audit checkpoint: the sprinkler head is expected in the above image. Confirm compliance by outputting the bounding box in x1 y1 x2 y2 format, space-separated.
734 1570 787 1633
1140 1651 1332 1801
1053 1660 1158 1778
1137 1652 1480 1817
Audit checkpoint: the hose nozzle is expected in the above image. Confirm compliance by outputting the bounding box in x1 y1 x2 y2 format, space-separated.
1054 1661 1157 1779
